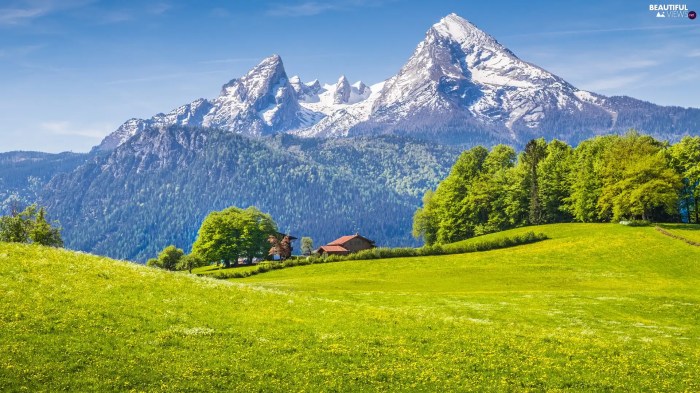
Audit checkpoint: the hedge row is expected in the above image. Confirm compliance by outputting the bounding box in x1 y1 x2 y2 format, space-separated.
205 231 548 279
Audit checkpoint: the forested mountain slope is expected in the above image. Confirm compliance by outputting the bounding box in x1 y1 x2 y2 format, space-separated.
44 126 456 261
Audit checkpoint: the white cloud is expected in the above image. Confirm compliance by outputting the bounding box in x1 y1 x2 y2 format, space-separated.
523 44 686 94
267 0 391 17
268 2 339 17
149 2 171 15
580 74 649 92
40 121 113 139
105 69 231 85
0 0 94 26
0 6 48 25
504 23 697 38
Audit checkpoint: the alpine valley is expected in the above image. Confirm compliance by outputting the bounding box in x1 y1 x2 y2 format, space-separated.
2 13 699 261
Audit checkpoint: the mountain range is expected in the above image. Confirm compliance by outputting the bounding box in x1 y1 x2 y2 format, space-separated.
97 13 700 151
2 13 699 261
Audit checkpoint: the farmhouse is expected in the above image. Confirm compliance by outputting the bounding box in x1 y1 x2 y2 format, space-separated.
316 233 376 255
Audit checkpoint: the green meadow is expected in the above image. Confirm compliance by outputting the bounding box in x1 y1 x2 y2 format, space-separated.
658 223 700 244
1 223 699 391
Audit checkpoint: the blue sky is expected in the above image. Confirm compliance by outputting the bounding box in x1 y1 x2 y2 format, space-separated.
1 0 699 152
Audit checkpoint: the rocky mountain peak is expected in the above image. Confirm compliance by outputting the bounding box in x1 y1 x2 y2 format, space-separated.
333 75 352 104
354 81 369 96
429 13 497 47
306 79 321 89
220 55 287 102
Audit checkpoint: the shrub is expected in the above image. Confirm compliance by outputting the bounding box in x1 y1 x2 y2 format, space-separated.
198 231 548 279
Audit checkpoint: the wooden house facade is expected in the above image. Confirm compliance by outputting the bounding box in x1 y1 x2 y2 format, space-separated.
316 234 376 256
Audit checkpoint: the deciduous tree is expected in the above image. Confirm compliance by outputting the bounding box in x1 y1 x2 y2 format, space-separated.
522 138 547 225
301 237 313 256
268 235 292 260
599 132 681 221
177 254 207 273
152 245 184 271
0 204 63 247
192 206 277 267
670 136 700 223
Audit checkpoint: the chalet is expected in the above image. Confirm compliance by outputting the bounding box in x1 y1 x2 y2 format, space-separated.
316 233 375 256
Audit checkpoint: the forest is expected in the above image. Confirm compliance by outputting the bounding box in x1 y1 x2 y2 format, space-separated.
413 132 700 245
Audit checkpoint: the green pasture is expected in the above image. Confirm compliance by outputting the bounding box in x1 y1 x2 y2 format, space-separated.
1 223 699 391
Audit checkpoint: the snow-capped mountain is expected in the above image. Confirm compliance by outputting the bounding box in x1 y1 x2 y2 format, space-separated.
97 55 309 150
97 13 700 151
359 13 611 139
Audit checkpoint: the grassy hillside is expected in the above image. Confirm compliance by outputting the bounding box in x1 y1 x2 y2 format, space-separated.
658 223 700 244
2 223 700 391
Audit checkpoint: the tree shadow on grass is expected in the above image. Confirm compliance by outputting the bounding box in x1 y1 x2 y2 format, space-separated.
657 223 700 231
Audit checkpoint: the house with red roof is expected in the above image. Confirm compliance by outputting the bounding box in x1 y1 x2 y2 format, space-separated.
316 233 376 255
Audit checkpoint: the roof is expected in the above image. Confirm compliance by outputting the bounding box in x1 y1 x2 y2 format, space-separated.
317 245 349 253
328 233 375 246
276 232 298 240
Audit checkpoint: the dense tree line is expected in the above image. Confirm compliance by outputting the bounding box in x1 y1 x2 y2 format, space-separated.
413 132 700 245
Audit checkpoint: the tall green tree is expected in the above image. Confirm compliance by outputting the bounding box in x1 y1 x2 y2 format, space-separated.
413 145 517 245
239 207 278 264
192 206 277 267
435 146 488 243
670 136 700 223
412 191 439 245
564 135 616 222
29 207 63 247
501 164 529 228
538 140 573 223
521 139 547 225
468 144 517 235
0 204 34 243
598 132 681 221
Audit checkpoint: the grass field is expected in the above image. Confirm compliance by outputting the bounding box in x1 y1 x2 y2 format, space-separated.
658 223 700 244
1 223 700 391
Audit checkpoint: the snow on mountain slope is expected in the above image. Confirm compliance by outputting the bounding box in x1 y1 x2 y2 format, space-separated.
95 13 699 151
295 81 385 138
350 13 613 141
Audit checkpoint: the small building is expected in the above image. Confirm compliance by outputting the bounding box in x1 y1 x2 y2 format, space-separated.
316 233 375 255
